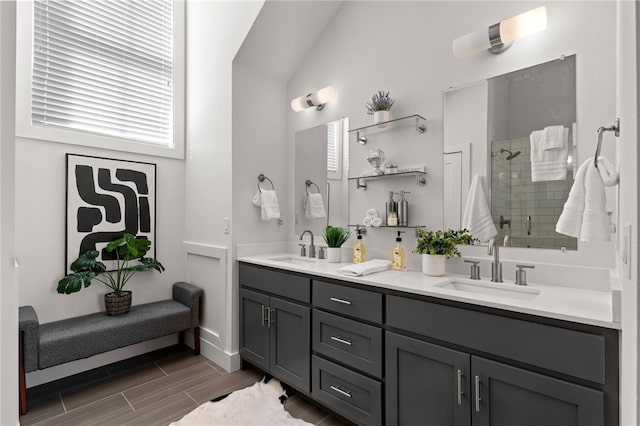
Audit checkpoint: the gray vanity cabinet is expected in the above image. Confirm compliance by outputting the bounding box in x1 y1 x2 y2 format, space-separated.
239 265 311 393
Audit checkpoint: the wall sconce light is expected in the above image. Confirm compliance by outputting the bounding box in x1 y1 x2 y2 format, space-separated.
290 86 336 111
452 6 547 58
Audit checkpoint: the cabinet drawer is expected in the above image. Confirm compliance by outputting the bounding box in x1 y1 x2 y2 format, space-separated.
387 295 606 383
313 310 383 378
312 355 382 426
313 280 382 323
239 263 310 303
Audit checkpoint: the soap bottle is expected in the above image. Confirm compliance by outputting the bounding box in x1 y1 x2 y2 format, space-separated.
391 231 407 271
385 191 397 226
352 228 367 264
398 191 410 226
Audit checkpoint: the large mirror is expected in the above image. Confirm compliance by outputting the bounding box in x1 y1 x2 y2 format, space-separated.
294 118 349 236
444 55 577 250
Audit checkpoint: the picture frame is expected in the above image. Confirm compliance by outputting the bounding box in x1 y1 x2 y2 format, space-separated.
65 154 157 273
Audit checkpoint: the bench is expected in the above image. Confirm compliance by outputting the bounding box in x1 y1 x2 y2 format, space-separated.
18 281 203 415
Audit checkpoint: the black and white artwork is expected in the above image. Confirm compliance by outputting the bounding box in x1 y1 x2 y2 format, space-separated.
66 154 156 273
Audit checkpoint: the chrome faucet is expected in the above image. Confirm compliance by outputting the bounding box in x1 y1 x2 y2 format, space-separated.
299 230 316 258
488 238 503 283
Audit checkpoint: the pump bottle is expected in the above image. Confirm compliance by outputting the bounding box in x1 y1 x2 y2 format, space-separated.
391 231 407 271
352 228 367 264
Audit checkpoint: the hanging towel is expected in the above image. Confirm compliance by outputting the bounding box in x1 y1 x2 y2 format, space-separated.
530 129 569 182
251 191 262 207
338 259 391 277
304 193 326 219
556 157 618 242
542 125 568 150
461 175 497 243
259 189 281 221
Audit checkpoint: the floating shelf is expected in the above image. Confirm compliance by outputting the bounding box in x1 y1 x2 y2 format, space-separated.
348 170 426 189
348 224 424 237
349 114 427 144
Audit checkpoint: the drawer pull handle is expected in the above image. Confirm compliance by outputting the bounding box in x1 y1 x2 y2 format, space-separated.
475 375 481 413
330 336 352 346
330 385 352 398
268 307 275 328
457 369 464 405
329 297 352 305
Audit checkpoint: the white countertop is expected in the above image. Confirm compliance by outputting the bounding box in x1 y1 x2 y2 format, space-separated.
237 253 621 330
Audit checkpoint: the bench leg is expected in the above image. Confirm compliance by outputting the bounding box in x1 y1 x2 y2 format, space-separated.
194 327 200 355
178 331 185 348
19 332 27 415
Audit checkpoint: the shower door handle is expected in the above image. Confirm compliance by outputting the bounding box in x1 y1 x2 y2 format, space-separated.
527 216 531 235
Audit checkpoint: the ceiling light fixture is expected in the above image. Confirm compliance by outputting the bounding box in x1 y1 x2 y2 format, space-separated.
453 6 547 58
290 86 336 112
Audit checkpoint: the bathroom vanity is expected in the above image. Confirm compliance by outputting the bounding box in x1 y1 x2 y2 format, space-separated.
238 257 619 426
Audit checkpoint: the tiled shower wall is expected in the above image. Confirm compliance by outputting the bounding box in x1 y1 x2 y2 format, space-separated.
491 137 577 250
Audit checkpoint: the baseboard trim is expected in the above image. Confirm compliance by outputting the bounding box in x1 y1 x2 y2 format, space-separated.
198 327 240 372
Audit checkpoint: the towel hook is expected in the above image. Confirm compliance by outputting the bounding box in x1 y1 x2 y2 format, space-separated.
257 174 275 191
594 118 620 168
305 179 320 195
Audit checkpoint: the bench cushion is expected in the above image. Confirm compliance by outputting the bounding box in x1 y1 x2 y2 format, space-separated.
38 300 192 369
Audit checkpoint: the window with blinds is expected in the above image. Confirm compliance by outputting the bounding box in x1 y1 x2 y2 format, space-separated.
31 0 174 146
327 119 342 179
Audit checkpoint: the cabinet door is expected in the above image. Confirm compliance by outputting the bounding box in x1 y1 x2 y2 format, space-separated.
472 356 604 426
385 332 471 426
270 297 311 392
239 288 270 371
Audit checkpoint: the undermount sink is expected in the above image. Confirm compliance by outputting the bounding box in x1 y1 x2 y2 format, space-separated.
267 255 318 265
436 280 540 301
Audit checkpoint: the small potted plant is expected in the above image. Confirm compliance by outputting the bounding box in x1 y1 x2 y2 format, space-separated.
57 233 165 315
413 228 474 276
366 90 395 124
322 225 351 263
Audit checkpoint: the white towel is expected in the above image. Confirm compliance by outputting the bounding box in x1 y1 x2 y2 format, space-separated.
251 191 262 207
371 217 383 227
461 175 497 243
259 189 281 221
530 129 569 182
338 259 391 276
304 193 326 219
366 208 379 218
556 157 618 242
362 216 373 227
542 125 567 150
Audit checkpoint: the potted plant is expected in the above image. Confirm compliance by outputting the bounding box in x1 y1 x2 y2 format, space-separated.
413 228 474 276
57 233 165 315
322 225 351 263
366 90 395 124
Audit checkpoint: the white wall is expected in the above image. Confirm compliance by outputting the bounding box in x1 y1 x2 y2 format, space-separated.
185 0 264 371
0 1 18 424
287 1 617 269
615 1 638 425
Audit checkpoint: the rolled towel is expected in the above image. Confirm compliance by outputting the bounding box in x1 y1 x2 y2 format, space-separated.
371 217 383 227
366 208 378 218
362 217 373 227
338 259 391 276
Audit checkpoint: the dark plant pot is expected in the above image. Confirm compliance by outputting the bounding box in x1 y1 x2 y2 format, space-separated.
105 291 132 316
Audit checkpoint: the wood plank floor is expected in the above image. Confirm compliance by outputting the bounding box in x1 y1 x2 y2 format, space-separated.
20 345 353 426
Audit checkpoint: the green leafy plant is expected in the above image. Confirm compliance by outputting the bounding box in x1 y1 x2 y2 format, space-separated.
57 234 165 296
322 226 351 248
365 90 395 115
413 228 475 258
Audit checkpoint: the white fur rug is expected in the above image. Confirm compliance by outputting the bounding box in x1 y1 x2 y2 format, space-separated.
170 377 313 426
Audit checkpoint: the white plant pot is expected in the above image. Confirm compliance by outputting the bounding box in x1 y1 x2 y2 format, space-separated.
374 110 390 125
422 254 446 276
327 247 342 263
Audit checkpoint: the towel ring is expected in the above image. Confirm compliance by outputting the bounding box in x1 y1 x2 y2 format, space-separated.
594 118 620 169
305 180 320 195
257 174 275 191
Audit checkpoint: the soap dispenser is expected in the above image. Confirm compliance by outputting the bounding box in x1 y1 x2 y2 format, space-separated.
386 191 397 226
352 228 367 264
391 231 407 271
398 190 410 226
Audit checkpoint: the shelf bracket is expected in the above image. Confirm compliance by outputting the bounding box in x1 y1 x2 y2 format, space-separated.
416 174 426 185
356 178 367 190
416 117 426 133
356 131 367 144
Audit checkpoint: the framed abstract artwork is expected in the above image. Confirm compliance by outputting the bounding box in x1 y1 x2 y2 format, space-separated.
66 154 157 273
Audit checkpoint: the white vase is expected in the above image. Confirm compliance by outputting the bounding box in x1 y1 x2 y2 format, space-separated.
373 110 390 125
327 247 342 263
422 254 446 276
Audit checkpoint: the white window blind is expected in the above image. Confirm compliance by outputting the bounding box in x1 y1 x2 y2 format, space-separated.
327 120 340 176
32 0 174 146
